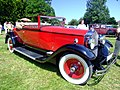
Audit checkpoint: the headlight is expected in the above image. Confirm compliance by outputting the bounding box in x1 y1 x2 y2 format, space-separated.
85 36 96 49
84 30 98 57
88 38 96 49
84 30 98 50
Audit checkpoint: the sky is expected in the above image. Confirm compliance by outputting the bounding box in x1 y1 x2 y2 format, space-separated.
51 0 120 24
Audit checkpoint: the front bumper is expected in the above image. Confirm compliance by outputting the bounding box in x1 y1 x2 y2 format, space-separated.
95 53 117 76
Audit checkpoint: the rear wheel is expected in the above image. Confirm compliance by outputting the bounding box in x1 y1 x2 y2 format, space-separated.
59 54 93 85
7 37 14 53
106 30 114 35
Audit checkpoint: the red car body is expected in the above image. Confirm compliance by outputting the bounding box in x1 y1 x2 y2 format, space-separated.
5 16 116 85
14 25 87 51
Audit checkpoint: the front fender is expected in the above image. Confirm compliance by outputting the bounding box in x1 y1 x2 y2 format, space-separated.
99 40 113 57
105 39 113 47
47 44 96 62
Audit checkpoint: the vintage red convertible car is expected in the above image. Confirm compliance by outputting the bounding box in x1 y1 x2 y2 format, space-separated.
5 16 116 85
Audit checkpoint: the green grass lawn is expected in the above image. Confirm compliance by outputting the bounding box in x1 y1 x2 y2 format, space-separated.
0 33 120 90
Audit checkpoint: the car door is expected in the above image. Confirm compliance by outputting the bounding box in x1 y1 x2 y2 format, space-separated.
22 25 40 48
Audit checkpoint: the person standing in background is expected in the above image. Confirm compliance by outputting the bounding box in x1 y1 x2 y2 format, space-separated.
113 26 120 57
4 21 8 34
61 18 66 27
7 22 14 32
0 22 2 34
77 19 88 30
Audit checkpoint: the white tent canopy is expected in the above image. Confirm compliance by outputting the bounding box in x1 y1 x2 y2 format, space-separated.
20 18 31 22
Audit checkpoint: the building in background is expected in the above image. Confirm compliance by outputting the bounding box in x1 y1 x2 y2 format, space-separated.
45 0 52 6
118 20 120 26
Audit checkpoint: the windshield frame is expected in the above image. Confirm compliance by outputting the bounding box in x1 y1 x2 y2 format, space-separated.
40 16 66 26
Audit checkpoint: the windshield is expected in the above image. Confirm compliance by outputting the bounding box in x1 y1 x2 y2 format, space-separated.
106 26 113 28
40 16 65 26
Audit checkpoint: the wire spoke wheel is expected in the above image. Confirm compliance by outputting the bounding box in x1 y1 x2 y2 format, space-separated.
59 54 92 85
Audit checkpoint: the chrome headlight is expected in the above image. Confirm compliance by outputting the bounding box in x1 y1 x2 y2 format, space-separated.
88 38 96 49
84 30 98 49
84 30 98 56
85 36 96 49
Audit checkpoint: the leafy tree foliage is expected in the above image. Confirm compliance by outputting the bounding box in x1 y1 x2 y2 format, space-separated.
25 0 55 18
0 0 55 24
68 19 78 25
0 0 17 24
84 0 110 24
107 17 117 25
15 0 27 19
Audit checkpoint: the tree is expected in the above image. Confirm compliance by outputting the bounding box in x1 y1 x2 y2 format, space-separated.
68 19 78 25
0 0 28 24
25 0 55 20
107 17 117 25
84 0 110 24
13 0 27 21
0 0 55 24
0 0 17 24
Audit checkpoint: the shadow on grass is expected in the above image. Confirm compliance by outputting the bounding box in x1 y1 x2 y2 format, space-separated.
14 52 61 77
117 56 120 59
14 52 107 86
115 56 120 67
87 75 104 86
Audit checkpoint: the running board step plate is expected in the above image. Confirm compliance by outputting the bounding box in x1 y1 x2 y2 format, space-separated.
14 47 45 61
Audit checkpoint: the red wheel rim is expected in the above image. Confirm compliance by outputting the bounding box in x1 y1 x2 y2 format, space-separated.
64 59 84 79
9 39 13 50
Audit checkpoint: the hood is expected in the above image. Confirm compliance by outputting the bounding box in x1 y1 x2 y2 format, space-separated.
41 26 88 36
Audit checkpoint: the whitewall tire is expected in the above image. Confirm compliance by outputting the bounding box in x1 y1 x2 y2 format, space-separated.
59 54 92 85
7 37 14 53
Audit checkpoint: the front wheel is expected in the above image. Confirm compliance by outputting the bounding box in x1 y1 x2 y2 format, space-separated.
7 37 14 53
59 54 93 85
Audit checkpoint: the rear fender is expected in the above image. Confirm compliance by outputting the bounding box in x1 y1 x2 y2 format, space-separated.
5 31 16 45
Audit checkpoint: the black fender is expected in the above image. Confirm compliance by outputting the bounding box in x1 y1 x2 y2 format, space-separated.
47 44 96 62
5 31 17 46
105 39 113 47
98 39 113 57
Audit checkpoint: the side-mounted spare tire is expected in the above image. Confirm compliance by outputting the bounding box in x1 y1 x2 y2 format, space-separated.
59 54 93 85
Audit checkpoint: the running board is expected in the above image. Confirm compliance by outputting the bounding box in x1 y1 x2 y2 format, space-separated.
14 47 47 62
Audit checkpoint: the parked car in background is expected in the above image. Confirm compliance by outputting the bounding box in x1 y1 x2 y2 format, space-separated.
106 25 117 35
66 25 77 29
5 16 116 85
94 24 117 35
